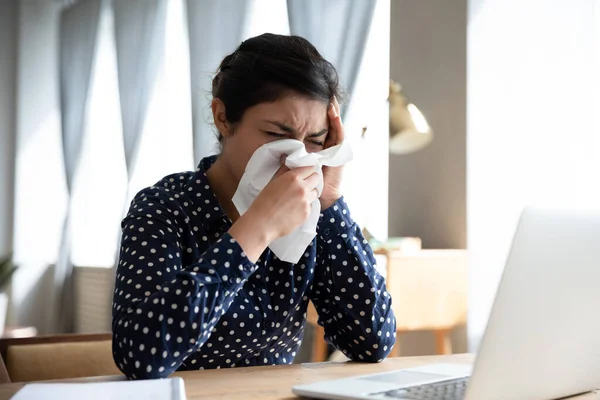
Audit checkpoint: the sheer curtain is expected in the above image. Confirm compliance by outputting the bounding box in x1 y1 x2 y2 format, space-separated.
11 0 66 333
72 0 194 269
55 0 102 332
113 0 167 181
68 0 386 272
71 4 125 268
127 0 194 197
287 0 376 117
186 0 252 163
10 0 389 334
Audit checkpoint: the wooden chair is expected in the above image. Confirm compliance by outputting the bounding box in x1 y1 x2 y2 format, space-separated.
307 250 468 360
0 333 122 383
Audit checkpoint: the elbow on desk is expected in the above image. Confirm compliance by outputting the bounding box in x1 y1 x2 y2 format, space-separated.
369 336 396 362
113 352 171 380
362 314 397 362
345 334 396 363
111 333 172 380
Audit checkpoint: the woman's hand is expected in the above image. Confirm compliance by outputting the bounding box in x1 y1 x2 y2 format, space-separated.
229 165 320 262
320 97 345 210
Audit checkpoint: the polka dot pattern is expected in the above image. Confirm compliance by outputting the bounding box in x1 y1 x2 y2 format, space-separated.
112 156 396 379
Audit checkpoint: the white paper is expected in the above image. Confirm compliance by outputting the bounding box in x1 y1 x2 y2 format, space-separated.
10 377 186 400
232 139 353 263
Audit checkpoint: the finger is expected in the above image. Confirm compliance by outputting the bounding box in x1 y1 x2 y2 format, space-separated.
331 99 345 144
303 171 321 190
273 158 290 179
325 104 337 148
332 95 341 115
290 166 318 180
307 187 319 203
327 101 345 146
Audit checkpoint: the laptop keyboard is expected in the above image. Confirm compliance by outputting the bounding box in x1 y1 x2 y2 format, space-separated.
378 377 469 400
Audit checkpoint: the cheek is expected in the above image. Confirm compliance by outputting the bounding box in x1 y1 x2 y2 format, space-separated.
226 130 269 177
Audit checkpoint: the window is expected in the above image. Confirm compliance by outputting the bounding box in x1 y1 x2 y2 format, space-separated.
71 6 126 267
15 0 390 270
72 0 194 267
128 0 194 198
243 0 290 37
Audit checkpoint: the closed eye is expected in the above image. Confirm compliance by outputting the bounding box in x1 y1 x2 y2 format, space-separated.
266 131 287 139
266 131 324 147
308 139 325 147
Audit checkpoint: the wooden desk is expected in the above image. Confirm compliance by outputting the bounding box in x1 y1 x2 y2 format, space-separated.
0 354 598 400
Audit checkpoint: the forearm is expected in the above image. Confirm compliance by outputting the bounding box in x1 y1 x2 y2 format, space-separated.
313 198 397 361
112 235 256 379
228 211 272 263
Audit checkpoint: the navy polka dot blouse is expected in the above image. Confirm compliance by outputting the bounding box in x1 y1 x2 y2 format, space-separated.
112 156 396 379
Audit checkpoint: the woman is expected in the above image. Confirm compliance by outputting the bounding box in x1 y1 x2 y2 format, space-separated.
112 33 396 379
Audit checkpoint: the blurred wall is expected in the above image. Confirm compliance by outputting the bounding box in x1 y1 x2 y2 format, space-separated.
467 0 600 351
0 0 18 256
388 0 468 356
388 0 467 250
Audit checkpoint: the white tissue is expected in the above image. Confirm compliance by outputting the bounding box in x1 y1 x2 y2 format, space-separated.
232 139 353 263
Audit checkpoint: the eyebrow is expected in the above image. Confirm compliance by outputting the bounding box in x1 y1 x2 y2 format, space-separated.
265 120 328 137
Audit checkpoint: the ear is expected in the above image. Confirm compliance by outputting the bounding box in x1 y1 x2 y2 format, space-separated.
211 98 231 138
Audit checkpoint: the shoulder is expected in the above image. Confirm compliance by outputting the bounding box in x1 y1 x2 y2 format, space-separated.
125 171 196 223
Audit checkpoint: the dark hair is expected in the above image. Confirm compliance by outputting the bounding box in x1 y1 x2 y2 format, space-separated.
211 33 344 145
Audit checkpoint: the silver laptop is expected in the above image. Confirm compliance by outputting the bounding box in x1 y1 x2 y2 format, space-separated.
293 207 600 400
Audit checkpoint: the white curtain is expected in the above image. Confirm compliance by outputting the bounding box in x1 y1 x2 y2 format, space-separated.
113 0 168 178
0 0 17 258
287 0 377 117
55 0 102 333
186 0 252 163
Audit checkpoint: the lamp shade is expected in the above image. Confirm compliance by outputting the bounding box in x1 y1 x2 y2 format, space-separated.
389 80 433 154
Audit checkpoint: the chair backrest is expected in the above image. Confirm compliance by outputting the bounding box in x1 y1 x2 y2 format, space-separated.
0 333 122 383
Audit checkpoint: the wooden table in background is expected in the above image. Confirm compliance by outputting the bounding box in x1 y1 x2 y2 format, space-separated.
380 249 468 356
1 354 599 400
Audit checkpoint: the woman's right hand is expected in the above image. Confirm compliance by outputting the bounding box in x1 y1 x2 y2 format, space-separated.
229 165 320 262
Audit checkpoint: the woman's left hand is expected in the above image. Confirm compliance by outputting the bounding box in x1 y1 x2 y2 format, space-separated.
320 97 345 211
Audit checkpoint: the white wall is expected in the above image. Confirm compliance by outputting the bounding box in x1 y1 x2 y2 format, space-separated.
0 0 18 256
468 0 600 350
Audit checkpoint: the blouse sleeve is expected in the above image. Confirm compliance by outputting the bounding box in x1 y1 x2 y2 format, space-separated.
112 188 256 379
310 197 396 362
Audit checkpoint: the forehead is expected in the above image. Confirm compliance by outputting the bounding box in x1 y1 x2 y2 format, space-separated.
244 94 329 132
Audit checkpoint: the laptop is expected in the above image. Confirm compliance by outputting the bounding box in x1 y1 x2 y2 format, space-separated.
293 207 600 400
